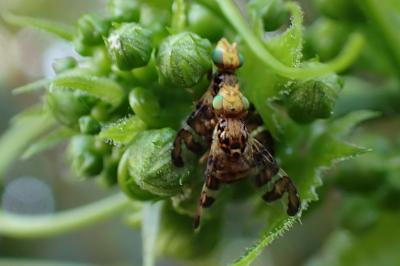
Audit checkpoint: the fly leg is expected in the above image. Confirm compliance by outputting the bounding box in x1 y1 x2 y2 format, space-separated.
171 98 216 168
247 108 275 155
253 145 300 216
255 160 279 187
194 156 220 229
262 174 301 216
254 146 279 187
171 128 203 167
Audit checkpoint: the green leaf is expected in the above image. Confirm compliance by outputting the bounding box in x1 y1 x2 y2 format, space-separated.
230 111 377 266
264 2 303 66
0 107 55 179
98 116 147 147
241 1 303 137
2 13 75 41
13 68 100 95
216 0 365 79
22 128 74 159
12 78 51 95
49 76 125 108
142 202 163 266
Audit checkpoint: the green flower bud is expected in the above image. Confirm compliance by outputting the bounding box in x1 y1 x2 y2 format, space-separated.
107 0 140 22
286 73 343 123
157 32 212 88
77 14 111 46
118 147 160 201
47 88 98 128
119 128 193 198
79 116 101 134
90 102 111 122
187 4 224 42
106 23 153 71
157 203 222 259
73 36 94 56
129 87 160 127
68 135 103 178
99 147 122 187
91 48 112 76
52 57 77 74
171 181 202 216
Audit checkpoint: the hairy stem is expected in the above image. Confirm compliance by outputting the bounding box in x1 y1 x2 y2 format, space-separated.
0 193 130 238
216 0 365 79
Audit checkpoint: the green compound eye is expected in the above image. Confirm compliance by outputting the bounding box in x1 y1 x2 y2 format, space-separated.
238 53 244 67
242 96 249 110
212 95 223 110
212 49 224 66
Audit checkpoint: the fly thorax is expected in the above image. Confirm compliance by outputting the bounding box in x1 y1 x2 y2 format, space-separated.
217 119 248 159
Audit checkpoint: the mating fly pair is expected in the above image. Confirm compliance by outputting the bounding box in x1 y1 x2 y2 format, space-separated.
171 39 300 229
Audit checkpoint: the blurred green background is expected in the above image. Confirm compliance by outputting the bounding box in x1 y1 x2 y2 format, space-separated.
0 1 145 265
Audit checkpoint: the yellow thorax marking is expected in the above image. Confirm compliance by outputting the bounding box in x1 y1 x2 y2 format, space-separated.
216 38 240 68
218 83 245 115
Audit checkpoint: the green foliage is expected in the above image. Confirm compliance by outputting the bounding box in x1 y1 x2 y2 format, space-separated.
121 128 193 198
49 76 124 108
285 73 343 123
106 23 153 70
231 111 376 266
157 32 212 88
77 14 111 46
129 87 161 127
68 135 104 177
98 116 146 146
0 107 55 178
2 0 399 265
157 203 222 259
1 12 75 40
187 3 224 42
22 128 74 159
107 0 141 22
52 57 78 74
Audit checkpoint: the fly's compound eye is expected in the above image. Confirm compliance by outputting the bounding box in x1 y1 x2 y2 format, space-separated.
212 49 224 66
241 96 249 110
212 95 223 111
238 53 244 67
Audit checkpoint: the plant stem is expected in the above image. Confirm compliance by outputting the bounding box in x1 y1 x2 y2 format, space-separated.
216 0 365 79
171 0 187 33
142 202 162 266
0 193 130 238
